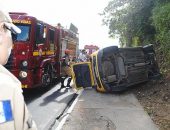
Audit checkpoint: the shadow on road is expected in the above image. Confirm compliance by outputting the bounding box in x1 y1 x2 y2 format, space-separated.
39 87 74 106
23 82 59 104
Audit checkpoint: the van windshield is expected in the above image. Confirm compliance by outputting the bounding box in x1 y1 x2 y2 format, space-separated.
15 24 30 42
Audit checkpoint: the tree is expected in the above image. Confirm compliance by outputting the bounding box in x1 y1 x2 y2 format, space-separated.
101 0 155 47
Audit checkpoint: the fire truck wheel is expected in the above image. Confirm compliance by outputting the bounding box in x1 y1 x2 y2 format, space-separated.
42 64 52 87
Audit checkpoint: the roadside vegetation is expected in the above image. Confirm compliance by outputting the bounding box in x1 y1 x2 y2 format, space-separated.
101 0 170 129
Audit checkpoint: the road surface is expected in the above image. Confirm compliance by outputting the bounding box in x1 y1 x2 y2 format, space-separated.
59 88 159 130
24 82 77 130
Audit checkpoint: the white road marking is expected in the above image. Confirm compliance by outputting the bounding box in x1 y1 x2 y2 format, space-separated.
55 89 84 130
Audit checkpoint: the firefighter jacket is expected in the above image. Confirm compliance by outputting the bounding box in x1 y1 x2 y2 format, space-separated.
0 65 37 130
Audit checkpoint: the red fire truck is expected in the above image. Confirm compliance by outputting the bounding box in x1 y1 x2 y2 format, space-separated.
5 12 78 89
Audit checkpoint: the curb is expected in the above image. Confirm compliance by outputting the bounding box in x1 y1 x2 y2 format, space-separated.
55 89 84 130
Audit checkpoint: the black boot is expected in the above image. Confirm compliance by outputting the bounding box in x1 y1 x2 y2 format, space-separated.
66 77 72 88
60 77 66 89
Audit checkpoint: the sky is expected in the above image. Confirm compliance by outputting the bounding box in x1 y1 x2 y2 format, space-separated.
1 0 119 49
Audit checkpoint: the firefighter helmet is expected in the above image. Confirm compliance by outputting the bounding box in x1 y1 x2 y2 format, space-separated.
65 49 71 54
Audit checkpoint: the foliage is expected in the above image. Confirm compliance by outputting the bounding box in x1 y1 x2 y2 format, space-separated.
152 2 170 74
101 0 155 47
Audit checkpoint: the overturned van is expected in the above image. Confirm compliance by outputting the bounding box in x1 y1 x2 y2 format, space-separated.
71 45 160 92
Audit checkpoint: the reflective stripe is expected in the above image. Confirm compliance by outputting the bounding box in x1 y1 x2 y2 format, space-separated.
46 51 54 55
33 51 45 56
33 51 39 56
22 84 28 88
33 51 54 56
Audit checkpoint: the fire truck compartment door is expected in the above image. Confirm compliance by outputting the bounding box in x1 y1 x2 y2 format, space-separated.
72 62 93 89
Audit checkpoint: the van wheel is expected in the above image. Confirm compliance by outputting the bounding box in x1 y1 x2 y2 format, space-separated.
42 64 52 87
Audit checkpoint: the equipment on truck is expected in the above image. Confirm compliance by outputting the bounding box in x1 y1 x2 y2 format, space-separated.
71 45 160 92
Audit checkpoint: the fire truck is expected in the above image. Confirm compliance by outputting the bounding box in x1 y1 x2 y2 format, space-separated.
5 12 79 89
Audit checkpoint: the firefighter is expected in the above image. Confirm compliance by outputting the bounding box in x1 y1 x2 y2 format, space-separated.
60 49 72 89
0 9 37 130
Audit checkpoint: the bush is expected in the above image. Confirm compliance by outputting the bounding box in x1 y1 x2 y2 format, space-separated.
152 3 170 74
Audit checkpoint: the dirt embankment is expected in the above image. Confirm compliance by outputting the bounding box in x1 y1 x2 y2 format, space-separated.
129 77 170 130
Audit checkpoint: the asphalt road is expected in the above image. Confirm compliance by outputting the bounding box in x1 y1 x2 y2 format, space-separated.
23 82 77 130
